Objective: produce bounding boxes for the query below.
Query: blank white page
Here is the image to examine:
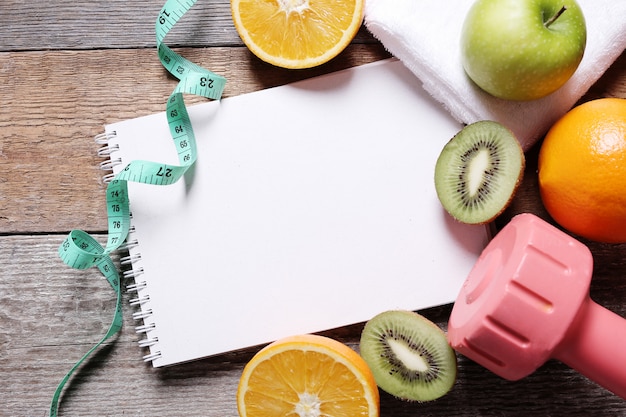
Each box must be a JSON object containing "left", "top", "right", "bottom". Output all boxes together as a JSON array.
[{"left": 106, "top": 59, "right": 490, "bottom": 367}]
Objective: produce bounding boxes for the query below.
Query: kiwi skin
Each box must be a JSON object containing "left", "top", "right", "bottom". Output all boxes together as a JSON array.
[
  {"left": 359, "top": 310, "right": 457, "bottom": 402},
  {"left": 434, "top": 120, "right": 525, "bottom": 224}
]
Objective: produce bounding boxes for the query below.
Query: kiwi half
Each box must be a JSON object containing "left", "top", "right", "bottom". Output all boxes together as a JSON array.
[
  {"left": 434, "top": 120, "right": 525, "bottom": 224},
  {"left": 359, "top": 310, "right": 457, "bottom": 402}
]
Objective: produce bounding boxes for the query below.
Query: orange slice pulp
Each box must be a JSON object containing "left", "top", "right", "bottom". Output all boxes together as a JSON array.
[
  {"left": 237, "top": 334, "right": 380, "bottom": 417},
  {"left": 231, "top": 0, "right": 365, "bottom": 69}
]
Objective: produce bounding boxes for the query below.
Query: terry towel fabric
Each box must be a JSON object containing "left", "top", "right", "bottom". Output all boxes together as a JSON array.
[{"left": 364, "top": 0, "right": 626, "bottom": 150}]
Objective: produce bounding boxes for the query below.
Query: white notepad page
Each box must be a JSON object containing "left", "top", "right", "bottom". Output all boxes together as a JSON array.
[{"left": 106, "top": 59, "right": 490, "bottom": 367}]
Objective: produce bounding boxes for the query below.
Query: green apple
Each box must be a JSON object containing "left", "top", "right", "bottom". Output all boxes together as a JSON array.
[{"left": 461, "top": 0, "right": 586, "bottom": 101}]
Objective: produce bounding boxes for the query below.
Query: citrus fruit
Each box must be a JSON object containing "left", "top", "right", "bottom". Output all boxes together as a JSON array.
[
  {"left": 230, "top": 0, "right": 364, "bottom": 69},
  {"left": 237, "top": 334, "right": 379, "bottom": 417},
  {"left": 538, "top": 98, "right": 626, "bottom": 243}
]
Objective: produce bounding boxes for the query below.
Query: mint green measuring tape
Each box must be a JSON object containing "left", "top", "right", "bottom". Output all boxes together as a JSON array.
[{"left": 52, "top": 1, "right": 226, "bottom": 415}]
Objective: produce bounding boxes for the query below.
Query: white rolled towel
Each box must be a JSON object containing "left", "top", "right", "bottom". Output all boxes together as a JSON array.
[{"left": 364, "top": 0, "right": 626, "bottom": 150}]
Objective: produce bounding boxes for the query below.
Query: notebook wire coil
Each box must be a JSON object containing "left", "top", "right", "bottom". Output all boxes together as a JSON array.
[{"left": 97, "top": 132, "right": 162, "bottom": 364}]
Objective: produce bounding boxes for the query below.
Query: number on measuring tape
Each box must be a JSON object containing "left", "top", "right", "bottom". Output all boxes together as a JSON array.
[{"left": 51, "top": 1, "right": 226, "bottom": 415}]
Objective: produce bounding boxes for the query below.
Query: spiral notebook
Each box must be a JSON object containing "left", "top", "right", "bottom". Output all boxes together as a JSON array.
[{"left": 100, "top": 59, "right": 490, "bottom": 367}]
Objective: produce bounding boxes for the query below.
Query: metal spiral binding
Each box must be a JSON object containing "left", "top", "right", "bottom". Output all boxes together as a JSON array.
[
  {"left": 94, "top": 131, "right": 117, "bottom": 145},
  {"left": 132, "top": 309, "right": 153, "bottom": 320},
  {"left": 123, "top": 266, "right": 144, "bottom": 279},
  {"left": 138, "top": 337, "right": 159, "bottom": 348},
  {"left": 143, "top": 351, "right": 163, "bottom": 362},
  {"left": 102, "top": 172, "right": 117, "bottom": 184},
  {"left": 135, "top": 323, "right": 156, "bottom": 333},
  {"left": 126, "top": 280, "right": 147, "bottom": 292},
  {"left": 120, "top": 253, "right": 142, "bottom": 265},
  {"left": 97, "top": 143, "right": 120, "bottom": 156},
  {"left": 96, "top": 131, "right": 120, "bottom": 184},
  {"left": 129, "top": 294, "right": 150, "bottom": 306},
  {"left": 96, "top": 129, "right": 163, "bottom": 365},
  {"left": 118, "top": 239, "right": 139, "bottom": 251},
  {"left": 99, "top": 157, "right": 123, "bottom": 171}
]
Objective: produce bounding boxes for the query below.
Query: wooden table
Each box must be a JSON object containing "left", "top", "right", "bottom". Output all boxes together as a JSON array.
[{"left": 2, "top": 1, "right": 625, "bottom": 415}]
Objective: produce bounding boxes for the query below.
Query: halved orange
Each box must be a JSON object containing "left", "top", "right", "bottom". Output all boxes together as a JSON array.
[
  {"left": 230, "top": 0, "right": 364, "bottom": 69},
  {"left": 237, "top": 334, "right": 380, "bottom": 417}
]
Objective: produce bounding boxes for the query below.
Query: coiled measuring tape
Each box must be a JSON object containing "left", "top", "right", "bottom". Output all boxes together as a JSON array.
[{"left": 52, "top": 1, "right": 226, "bottom": 415}]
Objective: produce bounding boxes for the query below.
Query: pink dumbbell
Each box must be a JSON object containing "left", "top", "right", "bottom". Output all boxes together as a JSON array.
[{"left": 448, "top": 213, "right": 626, "bottom": 398}]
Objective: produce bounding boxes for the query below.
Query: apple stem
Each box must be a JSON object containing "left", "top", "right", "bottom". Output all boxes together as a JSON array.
[{"left": 544, "top": 6, "right": 567, "bottom": 28}]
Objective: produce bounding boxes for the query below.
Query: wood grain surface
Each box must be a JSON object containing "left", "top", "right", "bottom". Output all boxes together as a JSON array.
[{"left": 1, "top": 1, "right": 625, "bottom": 416}]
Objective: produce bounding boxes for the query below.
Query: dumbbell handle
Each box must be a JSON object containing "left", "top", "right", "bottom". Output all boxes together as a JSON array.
[{"left": 556, "top": 298, "right": 626, "bottom": 399}]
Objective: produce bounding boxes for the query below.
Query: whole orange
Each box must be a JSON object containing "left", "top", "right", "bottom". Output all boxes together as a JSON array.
[{"left": 538, "top": 98, "right": 626, "bottom": 243}]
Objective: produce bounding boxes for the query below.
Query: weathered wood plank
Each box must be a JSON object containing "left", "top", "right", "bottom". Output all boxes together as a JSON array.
[
  {"left": 1, "top": 235, "right": 625, "bottom": 416},
  {"left": 2, "top": 48, "right": 625, "bottom": 234},
  {"left": 0, "top": 44, "right": 390, "bottom": 234},
  {"left": 0, "top": 0, "right": 377, "bottom": 51}
]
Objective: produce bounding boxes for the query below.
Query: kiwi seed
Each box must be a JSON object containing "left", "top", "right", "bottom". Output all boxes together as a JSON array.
[
  {"left": 359, "top": 310, "right": 457, "bottom": 402},
  {"left": 434, "top": 120, "right": 525, "bottom": 224}
]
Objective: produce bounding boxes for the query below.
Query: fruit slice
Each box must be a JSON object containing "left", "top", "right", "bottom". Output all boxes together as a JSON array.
[
  {"left": 359, "top": 310, "right": 457, "bottom": 402},
  {"left": 230, "top": 0, "right": 364, "bottom": 69},
  {"left": 237, "top": 334, "right": 380, "bottom": 417},
  {"left": 434, "top": 120, "right": 525, "bottom": 224}
]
